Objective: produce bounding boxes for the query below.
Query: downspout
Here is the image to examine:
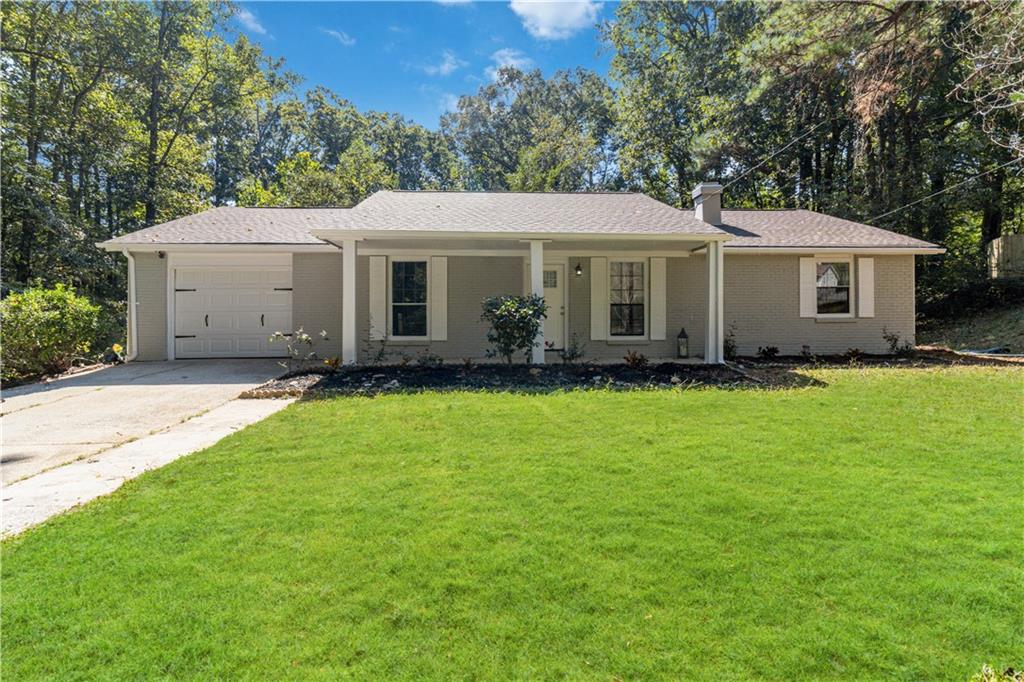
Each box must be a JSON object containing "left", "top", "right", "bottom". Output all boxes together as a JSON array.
[{"left": 123, "top": 249, "right": 139, "bottom": 361}]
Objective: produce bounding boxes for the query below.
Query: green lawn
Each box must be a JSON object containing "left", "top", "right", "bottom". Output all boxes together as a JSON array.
[
  {"left": 3, "top": 367, "right": 1022, "bottom": 680},
  {"left": 919, "top": 304, "right": 1024, "bottom": 353}
]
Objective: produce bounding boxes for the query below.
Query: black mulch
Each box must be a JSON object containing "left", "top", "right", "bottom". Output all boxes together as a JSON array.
[
  {"left": 241, "top": 361, "right": 813, "bottom": 398},
  {"left": 239, "top": 348, "right": 1021, "bottom": 399}
]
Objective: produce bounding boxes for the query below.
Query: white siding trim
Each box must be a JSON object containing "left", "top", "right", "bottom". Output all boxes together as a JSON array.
[
  {"left": 799, "top": 257, "right": 816, "bottom": 318},
  {"left": 858, "top": 257, "right": 875, "bottom": 318},
  {"left": 430, "top": 256, "right": 448, "bottom": 341},
  {"left": 368, "top": 256, "right": 387, "bottom": 340},
  {"left": 590, "top": 257, "right": 608, "bottom": 341},
  {"left": 650, "top": 257, "right": 667, "bottom": 341}
]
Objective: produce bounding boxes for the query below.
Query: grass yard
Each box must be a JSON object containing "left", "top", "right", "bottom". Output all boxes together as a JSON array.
[
  {"left": 919, "top": 303, "right": 1024, "bottom": 353},
  {"left": 3, "top": 367, "right": 1022, "bottom": 679}
]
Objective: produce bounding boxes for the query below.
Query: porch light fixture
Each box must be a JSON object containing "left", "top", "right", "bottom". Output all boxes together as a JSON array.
[
  {"left": 677, "top": 327, "right": 689, "bottom": 358},
  {"left": 574, "top": 262, "right": 583, "bottom": 277}
]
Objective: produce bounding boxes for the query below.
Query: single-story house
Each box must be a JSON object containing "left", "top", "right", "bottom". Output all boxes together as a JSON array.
[{"left": 97, "top": 183, "right": 943, "bottom": 364}]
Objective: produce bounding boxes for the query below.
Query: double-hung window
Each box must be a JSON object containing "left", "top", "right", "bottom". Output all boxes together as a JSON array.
[
  {"left": 609, "top": 260, "right": 645, "bottom": 336},
  {"left": 391, "top": 260, "right": 428, "bottom": 338},
  {"left": 815, "top": 260, "right": 852, "bottom": 316}
]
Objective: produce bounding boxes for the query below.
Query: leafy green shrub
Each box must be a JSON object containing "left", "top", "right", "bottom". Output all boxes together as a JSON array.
[
  {"left": 481, "top": 294, "right": 548, "bottom": 364},
  {"left": 757, "top": 345, "right": 780, "bottom": 360},
  {"left": 1, "top": 284, "right": 100, "bottom": 381}
]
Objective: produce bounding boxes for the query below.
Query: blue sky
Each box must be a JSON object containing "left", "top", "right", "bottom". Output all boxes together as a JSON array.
[{"left": 233, "top": 1, "right": 613, "bottom": 127}]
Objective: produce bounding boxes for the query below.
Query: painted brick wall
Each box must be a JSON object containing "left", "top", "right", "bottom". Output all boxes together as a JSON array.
[
  {"left": 357, "top": 255, "right": 524, "bottom": 362},
  {"left": 723, "top": 253, "right": 916, "bottom": 355},
  {"left": 292, "top": 252, "right": 343, "bottom": 359}
]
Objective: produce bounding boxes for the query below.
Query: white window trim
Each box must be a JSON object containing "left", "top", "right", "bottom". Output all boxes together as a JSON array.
[
  {"left": 813, "top": 255, "right": 855, "bottom": 319},
  {"left": 608, "top": 257, "right": 649, "bottom": 340},
  {"left": 388, "top": 257, "right": 430, "bottom": 341}
]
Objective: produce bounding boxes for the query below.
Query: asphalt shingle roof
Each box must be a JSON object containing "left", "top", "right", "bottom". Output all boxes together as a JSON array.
[
  {"left": 720, "top": 209, "right": 941, "bottom": 249},
  {"left": 99, "top": 193, "right": 942, "bottom": 250},
  {"left": 101, "top": 207, "right": 337, "bottom": 245},
  {"left": 317, "top": 191, "right": 723, "bottom": 236}
]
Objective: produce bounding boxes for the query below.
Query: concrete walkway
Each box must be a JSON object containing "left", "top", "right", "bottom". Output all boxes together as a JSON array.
[
  {"left": 2, "top": 359, "right": 282, "bottom": 484},
  {"left": 2, "top": 398, "right": 292, "bottom": 537}
]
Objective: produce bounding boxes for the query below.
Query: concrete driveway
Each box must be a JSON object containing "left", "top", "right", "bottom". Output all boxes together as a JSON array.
[{"left": 1, "top": 360, "right": 282, "bottom": 485}]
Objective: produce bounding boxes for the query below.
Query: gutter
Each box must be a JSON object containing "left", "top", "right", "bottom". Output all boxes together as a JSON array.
[{"left": 123, "top": 250, "right": 139, "bottom": 362}]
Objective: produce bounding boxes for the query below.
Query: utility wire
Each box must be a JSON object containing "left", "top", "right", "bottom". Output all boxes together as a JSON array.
[
  {"left": 867, "top": 157, "right": 1020, "bottom": 223},
  {"left": 719, "top": 119, "right": 832, "bottom": 193}
]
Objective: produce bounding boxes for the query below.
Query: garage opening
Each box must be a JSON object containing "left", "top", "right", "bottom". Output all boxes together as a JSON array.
[{"left": 173, "top": 261, "right": 292, "bottom": 359}]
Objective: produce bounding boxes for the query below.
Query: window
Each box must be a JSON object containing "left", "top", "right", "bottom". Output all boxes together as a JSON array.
[
  {"left": 391, "top": 260, "right": 428, "bottom": 337},
  {"left": 816, "top": 261, "right": 851, "bottom": 315},
  {"left": 610, "top": 260, "right": 645, "bottom": 336}
]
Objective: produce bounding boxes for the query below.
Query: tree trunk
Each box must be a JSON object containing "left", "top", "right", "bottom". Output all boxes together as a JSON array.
[{"left": 144, "top": 2, "right": 170, "bottom": 226}]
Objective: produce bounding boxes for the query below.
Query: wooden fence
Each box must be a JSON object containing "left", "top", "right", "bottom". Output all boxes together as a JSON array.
[{"left": 988, "top": 234, "right": 1024, "bottom": 279}]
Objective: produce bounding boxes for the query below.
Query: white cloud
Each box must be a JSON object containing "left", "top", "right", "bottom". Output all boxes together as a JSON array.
[
  {"left": 485, "top": 47, "right": 533, "bottom": 80},
  {"left": 509, "top": 0, "right": 601, "bottom": 40},
  {"left": 441, "top": 93, "right": 460, "bottom": 112},
  {"left": 236, "top": 7, "right": 267, "bottom": 35},
  {"left": 423, "top": 50, "right": 468, "bottom": 76},
  {"left": 322, "top": 28, "right": 356, "bottom": 47}
]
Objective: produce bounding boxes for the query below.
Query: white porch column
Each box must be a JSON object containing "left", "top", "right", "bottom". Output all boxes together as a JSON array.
[
  {"left": 529, "top": 240, "right": 545, "bottom": 364},
  {"left": 705, "top": 240, "right": 725, "bottom": 364},
  {"left": 342, "top": 239, "right": 358, "bottom": 365}
]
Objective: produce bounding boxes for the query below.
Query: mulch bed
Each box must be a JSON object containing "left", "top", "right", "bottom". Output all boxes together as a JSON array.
[
  {"left": 239, "top": 347, "right": 1022, "bottom": 399},
  {"left": 240, "top": 362, "right": 755, "bottom": 398}
]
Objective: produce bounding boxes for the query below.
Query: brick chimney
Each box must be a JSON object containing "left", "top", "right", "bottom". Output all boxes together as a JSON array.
[{"left": 692, "top": 182, "right": 722, "bottom": 225}]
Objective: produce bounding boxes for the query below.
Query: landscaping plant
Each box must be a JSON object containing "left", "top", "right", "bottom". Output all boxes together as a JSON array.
[
  {"left": 0, "top": 284, "right": 99, "bottom": 382},
  {"left": 269, "top": 327, "right": 328, "bottom": 372},
  {"left": 480, "top": 294, "right": 548, "bottom": 364}
]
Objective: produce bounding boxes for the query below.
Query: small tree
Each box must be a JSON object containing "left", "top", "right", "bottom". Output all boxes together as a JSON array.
[{"left": 481, "top": 294, "right": 548, "bottom": 364}]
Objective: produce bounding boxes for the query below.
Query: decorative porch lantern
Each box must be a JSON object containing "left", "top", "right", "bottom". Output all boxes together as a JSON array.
[
  {"left": 574, "top": 262, "right": 583, "bottom": 277},
  {"left": 677, "top": 327, "right": 689, "bottom": 358}
]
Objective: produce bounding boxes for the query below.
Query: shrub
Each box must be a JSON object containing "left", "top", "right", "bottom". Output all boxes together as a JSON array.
[
  {"left": 559, "top": 332, "right": 587, "bottom": 365},
  {"left": 882, "top": 327, "right": 916, "bottom": 357},
  {"left": 269, "top": 327, "right": 327, "bottom": 372},
  {"left": 723, "top": 324, "right": 738, "bottom": 361},
  {"left": 416, "top": 351, "right": 443, "bottom": 368},
  {"left": 623, "top": 350, "right": 649, "bottom": 369},
  {"left": 757, "top": 345, "right": 780, "bottom": 360},
  {"left": 0, "top": 284, "right": 100, "bottom": 381},
  {"left": 481, "top": 294, "right": 548, "bottom": 364}
]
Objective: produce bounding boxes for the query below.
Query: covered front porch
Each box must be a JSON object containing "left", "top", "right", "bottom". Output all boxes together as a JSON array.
[{"left": 311, "top": 232, "right": 728, "bottom": 366}]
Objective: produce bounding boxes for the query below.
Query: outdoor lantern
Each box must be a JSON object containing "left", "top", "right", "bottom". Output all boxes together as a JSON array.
[
  {"left": 574, "top": 262, "right": 583, "bottom": 277},
  {"left": 677, "top": 327, "right": 689, "bottom": 358}
]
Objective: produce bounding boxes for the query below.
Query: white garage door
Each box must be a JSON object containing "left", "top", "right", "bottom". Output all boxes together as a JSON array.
[{"left": 174, "top": 266, "right": 292, "bottom": 358}]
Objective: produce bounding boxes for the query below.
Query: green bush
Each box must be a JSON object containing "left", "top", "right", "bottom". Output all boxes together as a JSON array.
[
  {"left": 481, "top": 294, "right": 548, "bottom": 364},
  {"left": 1, "top": 284, "right": 100, "bottom": 381}
]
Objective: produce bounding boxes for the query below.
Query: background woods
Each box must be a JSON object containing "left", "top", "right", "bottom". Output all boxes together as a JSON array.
[{"left": 2, "top": 0, "right": 1022, "bottom": 331}]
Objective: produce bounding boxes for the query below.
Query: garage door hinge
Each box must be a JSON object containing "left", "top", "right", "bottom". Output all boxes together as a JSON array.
[{"left": 175, "top": 335, "right": 196, "bottom": 339}]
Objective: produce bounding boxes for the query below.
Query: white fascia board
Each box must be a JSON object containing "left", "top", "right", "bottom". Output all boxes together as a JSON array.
[
  {"left": 95, "top": 242, "right": 337, "bottom": 253},
  {"left": 310, "top": 229, "right": 732, "bottom": 243},
  {"left": 722, "top": 246, "right": 945, "bottom": 255}
]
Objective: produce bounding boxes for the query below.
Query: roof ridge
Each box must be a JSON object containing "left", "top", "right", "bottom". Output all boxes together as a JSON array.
[{"left": 386, "top": 189, "right": 640, "bottom": 195}]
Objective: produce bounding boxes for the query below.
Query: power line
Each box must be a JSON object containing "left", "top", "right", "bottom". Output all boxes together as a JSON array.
[
  {"left": 867, "top": 157, "right": 1021, "bottom": 223},
  {"left": 719, "top": 119, "right": 832, "bottom": 193}
]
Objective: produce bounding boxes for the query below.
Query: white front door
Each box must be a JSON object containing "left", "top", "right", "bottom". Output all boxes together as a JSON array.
[
  {"left": 174, "top": 266, "right": 292, "bottom": 358},
  {"left": 543, "top": 264, "right": 565, "bottom": 350}
]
